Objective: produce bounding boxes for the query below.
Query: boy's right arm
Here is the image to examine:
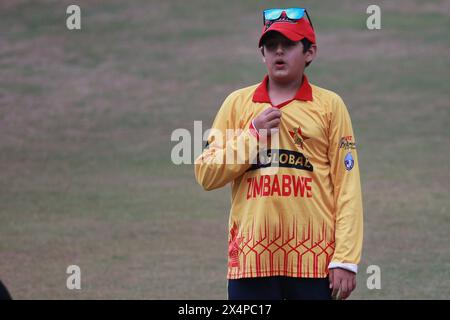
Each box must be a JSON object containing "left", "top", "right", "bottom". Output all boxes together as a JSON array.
[
  {"left": 194, "top": 94, "right": 281, "bottom": 191},
  {"left": 194, "top": 93, "right": 258, "bottom": 191}
]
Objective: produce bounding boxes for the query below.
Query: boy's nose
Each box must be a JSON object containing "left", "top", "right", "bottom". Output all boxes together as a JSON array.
[{"left": 276, "top": 43, "right": 284, "bottom": 54}]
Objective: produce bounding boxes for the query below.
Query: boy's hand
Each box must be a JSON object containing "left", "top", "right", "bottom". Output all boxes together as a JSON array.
[
  {"left": 329, "top": 268, "right": 356, "bottom": 300},
  {"left": 253, "top": 107, "right": 282, "bottom": 135}
]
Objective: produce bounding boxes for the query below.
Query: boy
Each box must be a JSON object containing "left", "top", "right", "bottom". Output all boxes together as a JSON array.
[{"left": 194, "top": 8, "right": 363, "bottom": 300}]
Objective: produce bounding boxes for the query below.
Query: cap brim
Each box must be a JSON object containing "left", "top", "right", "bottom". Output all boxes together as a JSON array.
[{"left": 259, "top": 24, "right": 305, "bottom": 47}]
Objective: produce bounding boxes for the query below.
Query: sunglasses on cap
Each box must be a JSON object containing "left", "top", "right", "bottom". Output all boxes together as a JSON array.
[{"left": 263, "top": 8, "right": 314, "bottom": 30}]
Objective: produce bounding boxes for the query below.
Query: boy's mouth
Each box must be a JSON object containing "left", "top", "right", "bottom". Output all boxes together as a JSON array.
[{"left": 274, "top": 59, "right": 286, "bottom": 68}]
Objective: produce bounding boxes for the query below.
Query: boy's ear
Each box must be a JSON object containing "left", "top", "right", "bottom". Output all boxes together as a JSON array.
[
  {"left": 305, "top": 43, "right": 317, "bottom": 64},
  {"left": 260, "top": 47, "right": 265, "bottom": 63}
]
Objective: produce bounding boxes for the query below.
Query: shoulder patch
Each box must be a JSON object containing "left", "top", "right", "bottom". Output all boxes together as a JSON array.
[{"left": 344, "top": 152, "right": 354, "bottom": 171}]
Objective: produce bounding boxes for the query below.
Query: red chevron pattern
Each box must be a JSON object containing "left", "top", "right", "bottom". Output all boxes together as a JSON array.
[{"left": 228, "top": 214, "right": 335, "bottom": 279}]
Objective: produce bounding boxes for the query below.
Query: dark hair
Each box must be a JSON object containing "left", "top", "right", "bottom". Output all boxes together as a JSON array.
[
  {"left": 260, "top": 37, "right": 314, "bottom": 68},
  {"left": 301, "top": 38, "right": 313, "bottom": 67}
]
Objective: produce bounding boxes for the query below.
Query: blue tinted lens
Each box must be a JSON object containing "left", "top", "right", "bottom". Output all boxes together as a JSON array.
[
  {"left": 264, "top": 8, "right": 306, "bottom": 21},
  {"left": 264, "top": 9, "right": 283, "bottom": 21},
  {"left": 285, "top": 8, "right": 305, "bottom": 19}
]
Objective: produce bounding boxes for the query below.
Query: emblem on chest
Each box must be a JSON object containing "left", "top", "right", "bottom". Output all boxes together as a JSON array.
[{"left": 289, "top": 126, "right": 310, "bottom": 149}]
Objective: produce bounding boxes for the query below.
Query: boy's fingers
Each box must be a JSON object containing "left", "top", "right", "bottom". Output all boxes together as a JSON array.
[
  {"left": 265, "top": 113, "right": 282, "bottom": 123},
  {"left": 265, "top": 106, "right": 281, "bottom": 114},
  {"left": 340, "top": 279, "right": 349, "bottom": 300},
  {"left": 266, "top": 118, "right": 281, "bottom": 129},
  {"left": 347, "top": 278, "right": 354, "bottom": 298},
  {"left": 329, "top": 271, "right": 333, "bottom": 289},
  {"left": 331, "top": 287, "right": 339, "bottom": 300},
  {"left": 349, "top": 277, "right": 355, "bottom": 292},
  {"left": 264, "top": 109, "right": 282, "bottom": 121},
  {"left": 265, "top": 106, "right": 280, "bottom": 112},
  {"left": 331, "top": 277, "right": 340, "bottom": 299}
]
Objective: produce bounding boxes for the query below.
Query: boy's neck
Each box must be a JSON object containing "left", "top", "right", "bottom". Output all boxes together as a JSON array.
[{"left": 267, "top": 74, "right": 304, "bottom": 106}]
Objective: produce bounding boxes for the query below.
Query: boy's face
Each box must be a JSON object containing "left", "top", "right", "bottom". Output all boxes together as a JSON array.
[{"left": 261, "top": 32, "right": 315, "bottom": 84}]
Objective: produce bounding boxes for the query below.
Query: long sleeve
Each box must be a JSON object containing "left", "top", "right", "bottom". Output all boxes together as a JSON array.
[
  {"left": 194, "top": 92, "right": 259, "bottom": 191},
  {"left": 327, "top": 95, "right": 363, "bottom": 272}
]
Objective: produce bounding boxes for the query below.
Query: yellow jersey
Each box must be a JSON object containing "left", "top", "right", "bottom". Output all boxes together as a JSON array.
[{"left": 195, "top": 75, "right": 363, "bottom": 279}]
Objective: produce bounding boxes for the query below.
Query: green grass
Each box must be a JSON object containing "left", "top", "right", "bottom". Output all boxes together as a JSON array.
[{"left": 0, "top": 0, "right": 449, "bottom": 299}]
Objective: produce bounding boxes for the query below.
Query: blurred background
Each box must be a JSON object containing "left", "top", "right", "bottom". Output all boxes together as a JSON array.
[{"left": 0, "top": 0, "right": 449, "bottom": 299}]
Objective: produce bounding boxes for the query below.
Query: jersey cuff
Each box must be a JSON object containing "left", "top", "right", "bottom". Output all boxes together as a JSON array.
[
  {"left": 249, "top": 119, "right": 260, "bottom": 140},
  {"left": 328, "top": 262, "right": 358, "bottom": 274}
]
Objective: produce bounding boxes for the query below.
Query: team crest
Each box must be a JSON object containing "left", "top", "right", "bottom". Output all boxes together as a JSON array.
[
  {"left": 344, "top": 152, "right": 354, "bottom": 171},
  {"left": 289, "top": 126, "right": 310, "bottom": 149}
]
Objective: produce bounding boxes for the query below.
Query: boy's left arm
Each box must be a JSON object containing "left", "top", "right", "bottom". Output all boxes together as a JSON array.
[{"left": 327, "top": 95, "right": 364, "bottom": 299}]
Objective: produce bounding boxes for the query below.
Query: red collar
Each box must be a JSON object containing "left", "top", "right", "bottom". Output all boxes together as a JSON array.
[{"left": 252, "top": 75, "right": 313, "bottom": 105}]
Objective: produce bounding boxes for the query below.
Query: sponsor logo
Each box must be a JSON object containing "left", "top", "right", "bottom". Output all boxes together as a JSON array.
[
  {"left": 289, "top": 127, "right": 310, "bottom": 149},
  {"left": 344, "top": 152, "right": 354, "bottom": 171},
  {"left": 247, "top": 149, "right": 313, "bottom": 172},
  {"left": 339, "top": 135, "right": 356, "bottom": 150}
]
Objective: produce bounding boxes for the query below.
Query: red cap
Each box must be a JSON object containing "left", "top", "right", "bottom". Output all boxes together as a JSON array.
[{"left": 258, "top": 17, "right": 316, "bottom": 47}]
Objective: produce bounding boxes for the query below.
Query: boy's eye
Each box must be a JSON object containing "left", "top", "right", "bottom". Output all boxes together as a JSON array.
[
  {"left": 265, "top": 42, "right": 277, "bottom": 50},
  {"left": 282, "top": 40, "right": 296, "bottom": 47},
  {"left": 265, "top": 41, "right": 296, "bottom": 50}
]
